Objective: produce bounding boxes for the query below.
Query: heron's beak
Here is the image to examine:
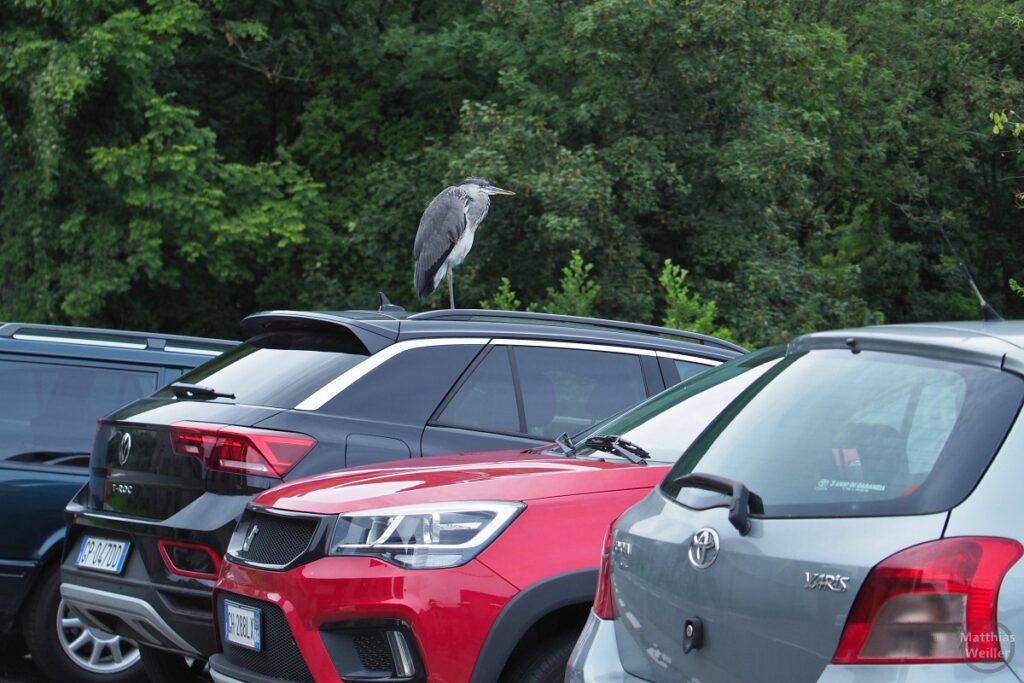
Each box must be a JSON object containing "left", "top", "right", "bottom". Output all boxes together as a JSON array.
[{"left": 486, "top": 186, "right": 515, "bottom": 196}]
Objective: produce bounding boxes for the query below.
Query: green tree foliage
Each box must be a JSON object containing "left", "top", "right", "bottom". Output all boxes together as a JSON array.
[
  {"left": 480, "top": 250, "right": 600, "bottom": 317},
  {"left": 3, "top": 1, "right": 1024, "bottom": 343},
  {"left": 482, "top": 252, "right": 737, "bottom": 341},
  {"left": 480, "top": 277, "right": 522, "bottom": 311},
  {"left": 538, "top": 249, "right": 600, "bottom": 317},
  {"left": 660, "top": 260, "right": 734, "bottom": 342}
]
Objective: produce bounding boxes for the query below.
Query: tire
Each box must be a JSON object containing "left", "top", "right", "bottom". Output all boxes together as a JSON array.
[
  {"left": 22, "top": 565, "right": 145, "bottom": 683},
  {"left": 139, "top": 644, "right": 211, "bottom": 683},
  {"left": 500, "top": 631, "right": 578, "bottom": 683}
]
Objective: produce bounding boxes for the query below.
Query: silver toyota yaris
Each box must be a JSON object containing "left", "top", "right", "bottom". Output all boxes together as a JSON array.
[{"left": 567, "top": 322, "right": 1024, "bottom": 682}]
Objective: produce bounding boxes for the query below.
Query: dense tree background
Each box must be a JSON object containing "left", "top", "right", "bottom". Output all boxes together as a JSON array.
[{"left": 3, "top": 0, "right": 1024, "bottom": 346}]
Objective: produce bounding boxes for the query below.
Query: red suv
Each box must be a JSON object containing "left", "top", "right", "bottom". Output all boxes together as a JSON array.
[{"left": 209, "top": 348, "right": 781, "bottom": 683}]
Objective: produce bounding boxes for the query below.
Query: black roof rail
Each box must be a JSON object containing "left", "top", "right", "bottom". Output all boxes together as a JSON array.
[
  {"left": 407, "top": 309, "right": 746, "bottom": 353},
  {"left": 0, "top": 322, "right": 235, "bottom": 354}
]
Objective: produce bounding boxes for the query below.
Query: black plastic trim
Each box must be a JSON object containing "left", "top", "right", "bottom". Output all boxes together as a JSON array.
[
  {"left": 468, "top": 568, "right": 597, "bottom": 683},
  {"left": 225, "top": 506, "right": 330, "bottom": 571},
  {"left": 319, "top": 619, "right": 426, "bottom": 682}
]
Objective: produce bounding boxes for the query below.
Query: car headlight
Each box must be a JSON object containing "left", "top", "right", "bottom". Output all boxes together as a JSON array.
[{"left": 327, "top": 501, "right": 524, "bottom": 569}]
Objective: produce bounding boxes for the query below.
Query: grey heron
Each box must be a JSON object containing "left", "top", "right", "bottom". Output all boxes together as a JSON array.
[{"left": 414, "top": 177, "right": 515, "bottom": 307}]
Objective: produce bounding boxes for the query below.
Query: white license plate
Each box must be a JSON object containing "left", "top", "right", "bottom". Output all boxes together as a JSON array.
[
  {"left": 223, "top": 600, "right": 262, "bottom": 651},
  {"left": 74, "top": 537, "right": 130, "bottom": 574}
]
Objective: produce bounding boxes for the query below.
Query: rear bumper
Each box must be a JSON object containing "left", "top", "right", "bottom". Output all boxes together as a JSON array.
[
  {"left": 60, "top": 498, "right": 250, "bottom": 658},
  {"left": 212, "top": 555, "right": 519, "bottom": 683},
  {"left": 60, "top": 583, "right": 200, "bottom": 655},
  {"left": 565, "top": 612, "right": 646, "bottom": 683},
  {"left": 816, "top": 664, "right": 1023, "bottom": 682},
  {"left": 566, "top": 613, "right": 1024, "bottom": 683}
]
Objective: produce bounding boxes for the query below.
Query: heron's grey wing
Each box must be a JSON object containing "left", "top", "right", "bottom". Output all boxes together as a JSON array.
[{"left": 414, "top": 188, "right": 467, "bottom": 298}]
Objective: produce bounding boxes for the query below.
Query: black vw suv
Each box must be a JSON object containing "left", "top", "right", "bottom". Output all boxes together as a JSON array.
[{"left": 60, "top": 307, "right": 743, "bottom": 681}]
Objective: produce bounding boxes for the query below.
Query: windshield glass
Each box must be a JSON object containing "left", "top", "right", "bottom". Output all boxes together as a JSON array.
[
  {"left": 662, "top": 348, "right": 1024, "bottom": 517},
  {"left": 571, "top": 346, "right": 784, "bottom": 463},
  {"left": 155, "top": 331, "right": 368, "bottom": 408}
]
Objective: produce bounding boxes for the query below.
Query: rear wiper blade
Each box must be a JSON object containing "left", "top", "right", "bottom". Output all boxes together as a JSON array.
[
  {"left": 581, "top": 435, "right": 649, "bottom": 466},
  {"left": 170, "top": 382, "right": 236, "bottom": 400},
  {"left": 673, "top": 472, "right": 763, "bottom": 536}
]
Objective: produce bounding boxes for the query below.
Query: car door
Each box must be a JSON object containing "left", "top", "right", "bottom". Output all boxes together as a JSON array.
[
  {"left": 270, "top": 341, "right": 488, "bottom": 472},
  {"left": 422, "top": 341, "right": 670, "bottom": 455}
]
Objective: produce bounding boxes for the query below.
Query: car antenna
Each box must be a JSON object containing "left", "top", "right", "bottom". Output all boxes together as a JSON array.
[
  {"left": 377, "top": 292, "right": 407, "bottom": 314},
  {"left": 936, "top": 223, "right": 1003, "bottom": 322}
]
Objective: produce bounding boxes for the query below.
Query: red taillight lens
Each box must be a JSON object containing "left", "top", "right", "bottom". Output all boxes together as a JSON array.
[
  {"left": 157, "top": 540, "right": 222, "bottom": 580},
  {"left": 833, "top": 537, "right": 1022, "bottom": 665},
  {"left": 170, "top": 423, "right": 316, "bottom": 478},
  {"left": 593, "top": 521, "right": 618, "bottom": 620}
]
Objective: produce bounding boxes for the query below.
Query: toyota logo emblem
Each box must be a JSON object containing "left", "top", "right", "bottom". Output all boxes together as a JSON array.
[
  {"left": 688, "top": 528, "right": 720, "bottom": 569},
  {"left": 118, "top": 433, "right": 133, "bottom": 466}
]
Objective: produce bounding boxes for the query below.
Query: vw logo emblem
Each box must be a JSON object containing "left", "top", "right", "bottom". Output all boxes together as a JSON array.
[
  {"left": 118, "top": 433, "right": 133, "bottom": 466},
  {"left": 688, "top": 528, "right": 720, "bottom": 569}
]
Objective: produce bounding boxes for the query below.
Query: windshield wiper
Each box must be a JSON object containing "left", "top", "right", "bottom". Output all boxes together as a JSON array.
[
  {"left": 553, "top": 432, "right": 576, "bottom": 457},
  {"left": 581, "top": 435, "right": 649, "bottom": 466},
  {"left": 673, "top": 473, "right": 763, "bottom": 536},
  {"left": 170, "top": 382, "right": 236, "bottom": 400}
]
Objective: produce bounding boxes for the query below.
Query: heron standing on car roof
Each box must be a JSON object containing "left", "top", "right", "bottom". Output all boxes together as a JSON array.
[{"left": 414, "top": 177, "right": 515, "bottom": 308}]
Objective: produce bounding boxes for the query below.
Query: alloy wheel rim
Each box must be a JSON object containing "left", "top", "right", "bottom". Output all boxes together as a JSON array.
[{"left": 56, "top": 598, "right": 141, "bottom": 674}]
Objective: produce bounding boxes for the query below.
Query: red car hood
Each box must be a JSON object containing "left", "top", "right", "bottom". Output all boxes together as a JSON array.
[{"left": 256, "top": 450, "right": 667, "bottom": 514}]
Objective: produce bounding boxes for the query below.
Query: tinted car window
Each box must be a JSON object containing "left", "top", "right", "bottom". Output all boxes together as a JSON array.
[
  {"left": 0, "top": 360, "right": 157, "bottom": 460},
  {"left": 575, "top": 346, "right": 782, "bottom": 462},
  {"left": 663, "top": 349, "right": 1024, "bottom": 517},
  {"left": 158, "top": 331, "right": 367, "bottom": 408},
  {"left": 323, "top": 344, "right": 482, "bottom": 424},
  {"left": 438, "top": 347, "right": 520, "bottom": 433},
  {"left": 515, "top": 346, "right": 646, "bottom": 438},
  {"left": 675, "top": 359, "right": 712, "bottom": 382}
]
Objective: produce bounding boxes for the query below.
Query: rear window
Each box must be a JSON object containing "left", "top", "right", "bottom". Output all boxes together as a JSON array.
[
  {"left": 662, "top": 349, "right": 1024, "bottom": 517},
  {"left": 156, "top": 331, "right": 368, "bottom": 408}
]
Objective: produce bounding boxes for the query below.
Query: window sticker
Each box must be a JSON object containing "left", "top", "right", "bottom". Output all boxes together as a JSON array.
[{"left": 815, "top": 478, "right": 886, "bottom": 493}]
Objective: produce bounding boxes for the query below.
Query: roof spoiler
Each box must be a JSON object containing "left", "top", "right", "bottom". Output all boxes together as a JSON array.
[{"left": 240, "top": 311, "right": 397, "bottom": 354}]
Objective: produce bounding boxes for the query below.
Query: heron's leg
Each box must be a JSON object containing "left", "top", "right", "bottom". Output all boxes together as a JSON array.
[{"left": 448, "top": 270, "right": 456, "bottom": 309}]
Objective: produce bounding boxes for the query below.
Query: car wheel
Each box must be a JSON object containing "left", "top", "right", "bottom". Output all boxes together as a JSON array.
[
  {"left": 500, "top": 631, "right": 578, "bottom": 683},
  {"left": 22, "top": 565, "right": 145, "bottom": 683},
  {"left": 139, "top": 644, "right": 211, "bottom": 683}
]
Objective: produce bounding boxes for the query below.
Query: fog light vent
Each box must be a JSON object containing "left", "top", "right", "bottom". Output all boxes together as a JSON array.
[
  {"left": 320, "top": 621, "right": 422, "bottom": 681},
  {"left": 353, "top": 632, "right": 392, "bottom": 672}
]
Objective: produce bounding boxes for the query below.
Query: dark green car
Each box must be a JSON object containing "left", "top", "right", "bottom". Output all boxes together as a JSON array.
[{"left": 0, "top": 323, "right": 233, "bottom": 683}]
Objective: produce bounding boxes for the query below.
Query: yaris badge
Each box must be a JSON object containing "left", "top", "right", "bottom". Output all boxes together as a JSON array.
[{"left": 688, "top": 528, "right": 720, "bottom": 569}]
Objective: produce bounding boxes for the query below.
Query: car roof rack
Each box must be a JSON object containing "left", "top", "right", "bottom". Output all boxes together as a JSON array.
[
  {"left": 407, "top": 309, "right": 746, "bottom": 352},
  {"left": 0, "top": 322, "right": 236, "bottom": 356}
]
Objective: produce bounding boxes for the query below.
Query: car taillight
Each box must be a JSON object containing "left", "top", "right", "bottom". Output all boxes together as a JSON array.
[
  {"left": 833, "top": 537, "right": 1022, "bottom": 665},
  {"left": 170, "top": 422, "right": 316, "bottom": 478},
  {"left": 593, "top": 521, "right": 618, "bottom": 620}
]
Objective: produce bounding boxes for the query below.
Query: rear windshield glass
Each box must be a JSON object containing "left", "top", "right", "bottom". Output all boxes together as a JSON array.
[
  {"left": 155, "top": 331, "right": 368, "bottom": 408},
  {"left": 662, "top": 349, "right": 1024, "bottom": 517},
  {"left": 572, "top": 346, "right": 784, "bottom": 462}
]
